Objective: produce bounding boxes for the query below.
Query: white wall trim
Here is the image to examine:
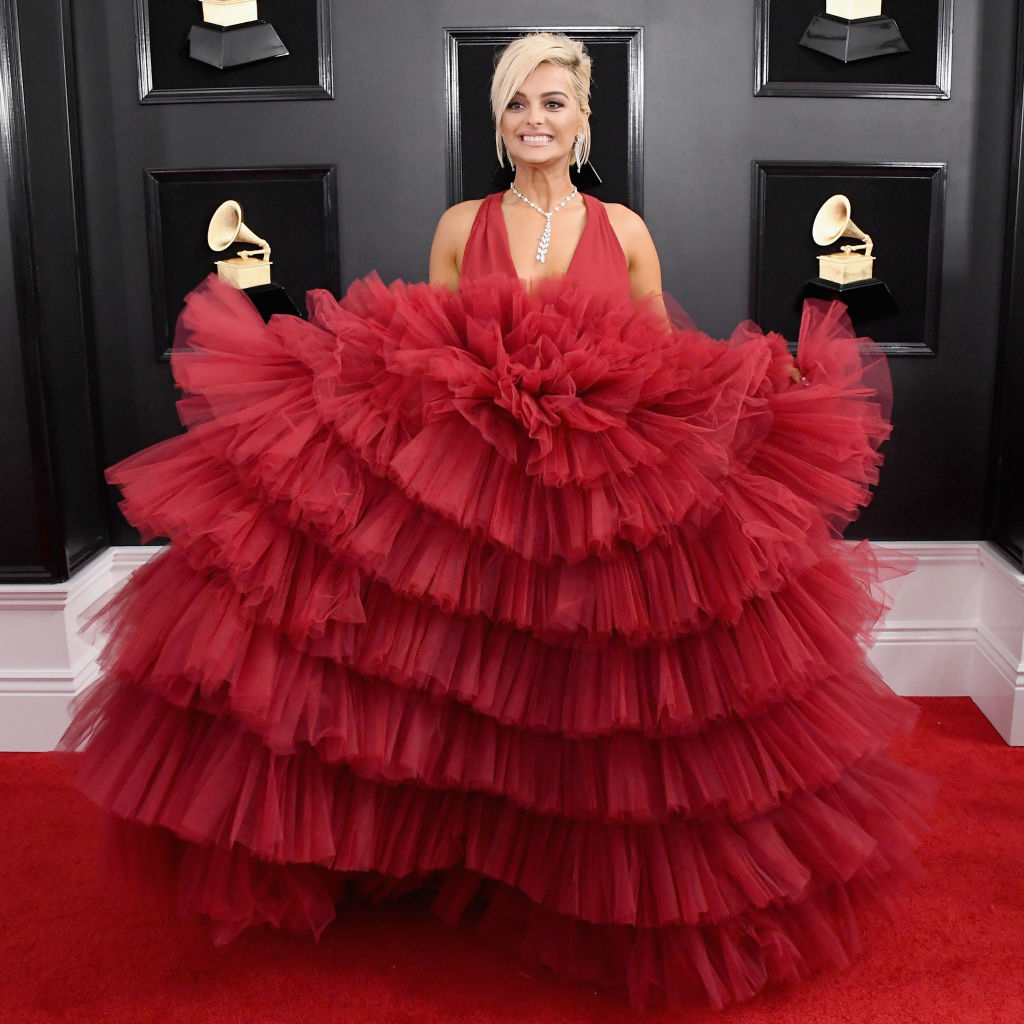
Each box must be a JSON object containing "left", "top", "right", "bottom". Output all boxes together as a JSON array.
[
  {"left": 0, "top": 546, "right": 159, "bottom": 750},
  {"left": 1, "top": 541, "right": 1023, "bottom": 749},
  {"left": 867, "top": 540, "right": 1024, "bottom": 743}
]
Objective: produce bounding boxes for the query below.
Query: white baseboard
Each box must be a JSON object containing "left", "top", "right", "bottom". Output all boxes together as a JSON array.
[
  {"left": 2, "top": 542, "right": 1022, "bottom": 749},
  {"left": 868, "top": 541, "right": 984, "bottom": 697},
  {"left": 868, "top": 541, "right": 1024, "bottom": 743},
  {"left": 0, "top": 547, "right": 159, "bottom": 750}
]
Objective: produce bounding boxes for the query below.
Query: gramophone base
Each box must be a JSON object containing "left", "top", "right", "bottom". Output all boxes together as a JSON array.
[
  {"left": 201, "top": 1, "right": 260, "bottom": 27},
  {"left": 187, "top": 22, "right": 289, "bottom": 70},
  {"left": 241, "top": 283, "right": 300, "bottom": 322},
  {"left": 216, "top": 256, "right": 272, "bottom": 289},
  {"left": 798, "top": 277, "right": 899, "bottom": 323},
  {"left": 799, "top": 15, "right": 910, "bottom": 64},
  {"left": 817, "top": 251, "right": 875, "bottom": 284}
]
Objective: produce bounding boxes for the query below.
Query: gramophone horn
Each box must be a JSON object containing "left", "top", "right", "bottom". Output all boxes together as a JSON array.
[
  {"left": 811, "top": 194, "right": 869, "bottom": 248},
  {"left": 207, "top": 199, "right": 268, "bottom": 252}
]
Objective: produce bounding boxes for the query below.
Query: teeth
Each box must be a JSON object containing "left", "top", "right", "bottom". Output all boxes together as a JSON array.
[{"left": 522, "top": 135, "right": 551, "bottom": 142}]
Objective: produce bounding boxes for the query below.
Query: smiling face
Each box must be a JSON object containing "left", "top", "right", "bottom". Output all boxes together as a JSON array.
[{"left": 500, "top": 63, "right": 586, "bottom": 172}]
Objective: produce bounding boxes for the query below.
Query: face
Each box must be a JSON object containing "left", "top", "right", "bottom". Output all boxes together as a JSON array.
[{"left": 500, "top": 63, "right": 584, "bottom": 170}]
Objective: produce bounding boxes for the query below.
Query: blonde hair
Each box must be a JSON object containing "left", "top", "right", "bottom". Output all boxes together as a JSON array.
[{"left": 490, "top": 33, "right": 592, "bottom": 168}]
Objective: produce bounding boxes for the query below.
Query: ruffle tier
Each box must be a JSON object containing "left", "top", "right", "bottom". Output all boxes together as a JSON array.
[{"left": 65, "top": 273, "right": 925, "bottom": 1009}]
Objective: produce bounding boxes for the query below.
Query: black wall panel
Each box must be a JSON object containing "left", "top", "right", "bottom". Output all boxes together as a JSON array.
[
  {"left": 989, "top": 0, "right": 1024, "bottom": 566},
  {"left": 0, "top": 143, "right": 50, "bottom": 576},
  {"left": 0, "top": 0, "right": 107, "bottom": 581}
]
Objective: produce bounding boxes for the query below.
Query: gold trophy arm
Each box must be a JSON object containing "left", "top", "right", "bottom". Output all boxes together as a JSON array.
[
  {"left": 839, "top": 223, "right": 873, "bottom": 258},
  {"left": 235, "top": 243, "right": 271, "bottom": 261}
]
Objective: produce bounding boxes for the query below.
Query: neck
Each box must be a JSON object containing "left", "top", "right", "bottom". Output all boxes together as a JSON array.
[{"left": 509, "top": 165, "right": 575, "bottom": 210}]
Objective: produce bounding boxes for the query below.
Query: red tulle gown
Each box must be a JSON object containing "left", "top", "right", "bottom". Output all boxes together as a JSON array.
[{"left": 63, "top": 191, "right": 929, "bottom": 1008}]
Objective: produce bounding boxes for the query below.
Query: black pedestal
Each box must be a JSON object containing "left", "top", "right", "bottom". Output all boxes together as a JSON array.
[
  {"left": 187, "top": 22, "right": 289, "bottom": 70},
  {"left": 799, "top": 15, "right": 910, "bottom": 63},
  {"left": 242, "top": 282, "right": 300, "bottom": 321},
  {"left": 798, "top": 277, "right": 899, "bottom": 322}
]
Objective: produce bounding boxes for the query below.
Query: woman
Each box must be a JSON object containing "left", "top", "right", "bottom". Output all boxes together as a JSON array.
[
  {"left": 430, "top": 34, "right": 661, "bottom": 302},
  {"left": 64, "top": 32, "right": 927, "bottom": 1010}
]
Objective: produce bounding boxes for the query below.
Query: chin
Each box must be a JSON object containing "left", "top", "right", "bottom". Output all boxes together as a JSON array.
[{"left": 512, "top": 150, "right": 570, "bottom": 168}]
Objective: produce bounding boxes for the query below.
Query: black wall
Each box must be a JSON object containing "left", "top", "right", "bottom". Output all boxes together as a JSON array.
[
  {"left": 989, "top": 0, "right": 1024, "bottom": 565},
  {"left": 2, "top": 0, "right": 1021, "bottom": 571},
  {"left": 0, "top": 95, "right": 49, "bottom": 575},
  {"left": 1, "top": 0, "right": 106, "bottom": 580}
]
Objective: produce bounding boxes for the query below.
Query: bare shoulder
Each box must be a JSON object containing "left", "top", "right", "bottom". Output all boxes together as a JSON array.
[
  {"left": 598, "top": 200, "right": 663, "bottom": 304},
  {"left": 601, "top": 201, "right": 654, "bottom": 246},
  {"left": 435, "top": 198, "right": 485, "bottom": 239},
  {"left": 430, "top": 198, "right": 485, "bottom": 288}
]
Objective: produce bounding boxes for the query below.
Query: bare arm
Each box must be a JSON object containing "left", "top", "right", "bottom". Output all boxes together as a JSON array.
[
  {"left": 605, "top": 203, "right": 668, "bottom": 318},
  {"left": 428, "top": 200, "right": 482, "bottom": 290}
]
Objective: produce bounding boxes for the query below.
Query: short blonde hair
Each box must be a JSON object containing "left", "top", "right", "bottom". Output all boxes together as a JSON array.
[{"left": 490, "top": 33, "right": 592, "bottom": 168}]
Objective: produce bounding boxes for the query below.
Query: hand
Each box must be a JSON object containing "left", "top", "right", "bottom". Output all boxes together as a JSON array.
[{"left": 787, "top": 364, "right": 809, "bottom": 386}]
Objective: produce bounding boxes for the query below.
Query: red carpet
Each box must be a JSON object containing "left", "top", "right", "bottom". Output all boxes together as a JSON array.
[{"left": 1, "top": 697, "right": 1022, "bottom": 1023}]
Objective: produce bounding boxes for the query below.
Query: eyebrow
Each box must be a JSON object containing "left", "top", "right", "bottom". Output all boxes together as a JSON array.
[{"left": 511, "top": 90, "right": 570, "bottom": 99}]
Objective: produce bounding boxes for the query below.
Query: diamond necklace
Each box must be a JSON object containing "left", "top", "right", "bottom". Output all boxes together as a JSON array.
[{"left": 509, "top": 182, "right": 578, "bottom": 263}]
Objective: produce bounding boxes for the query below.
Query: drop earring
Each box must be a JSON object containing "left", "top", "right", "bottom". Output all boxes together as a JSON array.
[{"left": 574, "top": 134, "right": 583, "bottom": 171}]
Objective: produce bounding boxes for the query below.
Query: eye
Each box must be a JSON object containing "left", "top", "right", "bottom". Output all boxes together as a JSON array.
[
  {"left": 506, "top": 100, "right": 524, "bottom": 110},
  {"left": 545, "top": 100, "right": 565, "bottom": 109}
]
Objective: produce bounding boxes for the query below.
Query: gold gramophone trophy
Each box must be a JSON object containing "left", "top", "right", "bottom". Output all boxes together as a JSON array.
[
  {"left": 801, "top": 194, "right": 897, "bottom": 320},
  {"left": 207, "top": 200, "right": 298, "bottom": 318},
  {"left": 799, "top": 1, "right": 909, "bottom": 63},
  {"left": 188, "top": 1, "right": 288, "bottom": 70},
  {"left": 812, "top": 195, "right": 874, "bottom": 285},
  {"left": 208, "top": 199, "right": 272, "bottom": 288}
]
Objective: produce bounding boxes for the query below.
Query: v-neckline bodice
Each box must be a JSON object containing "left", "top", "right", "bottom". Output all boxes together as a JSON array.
[
  {"left": 459, "top": 191, "right": 632, "bottom": 303},
  {"left": 496, "top": 190, "right": 591, "bottom": 283}
]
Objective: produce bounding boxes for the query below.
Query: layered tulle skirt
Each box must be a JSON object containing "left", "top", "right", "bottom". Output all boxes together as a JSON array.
[{"left": 63, "top": 273, "right": 928, "bottom": 1008}]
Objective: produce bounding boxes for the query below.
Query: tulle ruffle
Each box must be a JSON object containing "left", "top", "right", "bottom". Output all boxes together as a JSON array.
[
  {"left": 64, "top": 272, "right": 923, "bottom": 1008},
  {"left": 81, "top": 543, "right": 896, "bottom": 741}
]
